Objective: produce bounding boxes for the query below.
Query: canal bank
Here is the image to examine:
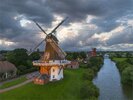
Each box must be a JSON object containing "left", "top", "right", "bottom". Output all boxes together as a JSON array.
[{"left": 93, "top": 57, "right": 132, "bottom": 100}]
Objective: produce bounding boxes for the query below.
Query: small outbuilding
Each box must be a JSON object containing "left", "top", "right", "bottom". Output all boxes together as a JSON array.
[
  {"left": 0, "top": 61, "right": 17, "bottom": 80},
  {"left": 0, "top": 54, "right": 5, "bottom": 61},
  {"left": 66, "top": 61, "right": 79, "bottom": 69}
]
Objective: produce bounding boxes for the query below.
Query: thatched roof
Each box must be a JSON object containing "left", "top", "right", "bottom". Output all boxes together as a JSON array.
[{"left": 0, "top": 61, "right": 17, "bottom": 73}]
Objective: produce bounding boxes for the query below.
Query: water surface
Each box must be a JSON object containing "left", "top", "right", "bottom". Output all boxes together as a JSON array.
[{"left": 93, "top": 58, "right": 133, "bottom": 100}]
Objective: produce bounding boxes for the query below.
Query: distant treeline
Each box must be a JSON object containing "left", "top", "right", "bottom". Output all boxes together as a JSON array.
[{"left": 66, "top": 51, "right": 87, "bottom": 60}]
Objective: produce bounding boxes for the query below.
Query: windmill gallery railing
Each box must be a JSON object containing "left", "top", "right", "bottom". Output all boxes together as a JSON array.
[{"left": 33, "top": 60, "right": 71, "bottom": 66}]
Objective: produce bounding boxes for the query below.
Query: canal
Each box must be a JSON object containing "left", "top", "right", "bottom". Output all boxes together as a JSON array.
[{"left": 93, "top": 57, "right": 133, "bottom": 100}]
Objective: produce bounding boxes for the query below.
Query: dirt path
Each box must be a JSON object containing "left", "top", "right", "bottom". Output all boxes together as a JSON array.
[
  {"left": 0, "top": 79, "right": 33, "bottom": 93},
  {"left": 0, "top": 71, "right": 40, "bottom": 93},
  {"left": 0, "top": 71, "right": 39, "bottom": 85}
]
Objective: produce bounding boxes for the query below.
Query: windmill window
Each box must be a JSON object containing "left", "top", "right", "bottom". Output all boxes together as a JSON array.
[
  {"left": 71, "top": 66, "right": 73, "bottom": 68},
  {"left": 53, "top": 69, "right": 55, "bottom": 72},
  {"left": 53, "top": 75, "right": 55, "bottom": 78}
]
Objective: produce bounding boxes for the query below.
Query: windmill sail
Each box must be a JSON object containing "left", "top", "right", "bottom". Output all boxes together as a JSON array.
[
  {"left": 28, "top": 17, "right": 68, "bottom": 55},
  {"left": 43, "top": 38, "right": 66, "bottom": 61},
  {"left": 30, "top": 17, "right": 68, "bottom": 61}
]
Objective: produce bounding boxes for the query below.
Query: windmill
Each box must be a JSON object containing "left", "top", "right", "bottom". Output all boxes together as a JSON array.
[{"left": 30, "top": 17, "right": 70, "bottom": 85}]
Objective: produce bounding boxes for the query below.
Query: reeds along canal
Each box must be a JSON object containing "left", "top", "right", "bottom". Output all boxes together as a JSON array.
[{"left": 93, "top": 56, "right": 133, "bottom": 100}]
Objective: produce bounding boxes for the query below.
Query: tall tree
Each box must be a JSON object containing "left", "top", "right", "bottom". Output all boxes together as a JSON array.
[{"left": 6, "top": 48, "right": 28, "bottom": 66}]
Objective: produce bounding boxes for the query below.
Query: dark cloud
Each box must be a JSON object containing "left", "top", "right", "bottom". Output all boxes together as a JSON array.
[
  {"left": 0, "top": 0, "right": 53, "bottom": 24},
  {"left": 0, "top": 0, "right": 133, "bottom": 51},
  {"left": 45, "top": 0, "right": 106, "bottom": 21},
  {"left": 46, "top": 0, "right": 133, "bottom": 31},
  {"left": 0, "top": 0, "right": 53, "bottom": 39},
  {"left": 106, "top": 27, "right": 133, "bottom": 46},
  {"left": 0, "top": 0, "right": 53, "bottom": 50}
]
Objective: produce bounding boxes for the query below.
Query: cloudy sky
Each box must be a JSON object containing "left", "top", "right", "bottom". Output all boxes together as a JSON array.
[{"left": 0, "top": 0, "right": 133, "bottom": 51}]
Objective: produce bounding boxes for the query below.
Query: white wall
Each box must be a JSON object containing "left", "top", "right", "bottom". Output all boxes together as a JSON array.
[{"left": 50, "top": 66, "right": 63, "bottom": 81}]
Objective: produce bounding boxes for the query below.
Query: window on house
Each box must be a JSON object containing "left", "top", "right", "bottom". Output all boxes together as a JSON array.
[{"left": 53, "top": 75, "right": 55, "bottom": 78}]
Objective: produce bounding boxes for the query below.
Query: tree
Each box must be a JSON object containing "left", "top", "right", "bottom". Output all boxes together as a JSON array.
[
  {"left": 121, "top": 66, "right": 133, "bottom": 85},
  {"left": 29, "top": 52, "right": 40, "bottom": 60},
  {"left": 72, "top": 52, "right": 79, "bottom": 60},
  {"left": 82, "top": 68, "right": 94, "bottom": 81},
  {"left": 115, "top": 53, "right": 122, "bottom": 58},
  {"left": 80, "top": 51, "right": 86, "bottom": 59},
  {"left": 126, "top": 52, "right": 131, "bottom": 58},
  {"left": 6, "top": 48, "right": 28, "bottom": 67},
  {"left": 80, "top": 81, "right": 99, "bottom": 99},
  {"left": 126, "top": 58, "right": 133, "bottom": 65},
  {"left": 117, "top": 61, "right": 130, "bottom": 72}
]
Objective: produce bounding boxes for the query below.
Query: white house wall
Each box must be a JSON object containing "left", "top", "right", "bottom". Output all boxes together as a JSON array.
[{"left": 50, "top": 66, "right": 63, "bottom": 81}]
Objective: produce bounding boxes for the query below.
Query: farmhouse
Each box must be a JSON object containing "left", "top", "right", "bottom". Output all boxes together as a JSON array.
[
  {"left": 67, "top": 61, "right": 79, "bottom": 69},
  {"left": 0, "top": 61, "right": 17, "bottom": 80}
]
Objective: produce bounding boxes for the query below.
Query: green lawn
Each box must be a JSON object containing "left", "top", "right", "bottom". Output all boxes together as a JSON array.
[
  {"left": 0, "top": 76, "right": 27, "bottom": 89},
  {"left": 112, "top": 58, "right": 127, "bottom": 62},
  {"left": 0, "top": 69, "right": 86, "bottom": 100}
]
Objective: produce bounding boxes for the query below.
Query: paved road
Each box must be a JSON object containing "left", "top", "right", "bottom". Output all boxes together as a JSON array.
[
  {"left": 0, "top": 71, "right": 40, "bottom": 93},
  {"left": 0, "top": 71, "right": 39, "bottom": 85},
  {"left": 0, "top": 79, "right": 33, "bottom": 93}
]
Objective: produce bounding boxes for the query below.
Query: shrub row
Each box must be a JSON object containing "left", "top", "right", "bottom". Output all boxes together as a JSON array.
[
  {"left": 79, "top": 56, "right": 103, "bottom": 100},
  {"left": 116, "top": 60, "right": 133, "bottom": 85},
  {"left": 80, "top": 80, "right": 99, "bottom": 100},
  {"left": 80, "top": 56, "right": 103, "bottom": 75}
]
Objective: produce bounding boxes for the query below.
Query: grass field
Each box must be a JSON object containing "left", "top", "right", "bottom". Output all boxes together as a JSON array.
[
  {"left": 0, "top": 76, "right": 27, "bottom": 89},
  {"left": 112, "top": 58, "right": 127, "bottom": 62},
  {"left": 0, "top": 69, "right": 86, "bottom": 100}
]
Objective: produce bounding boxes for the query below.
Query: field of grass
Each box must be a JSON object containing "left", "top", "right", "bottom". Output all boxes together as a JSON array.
[
  {"left": 112, "top": 58, "right": 127, "bottom": 62},
  {"left": 0, "top": 69, "right": 86, "bottom": 100},
  {"left": 0, "top": 76, "right": 27, "bottom": 89}
]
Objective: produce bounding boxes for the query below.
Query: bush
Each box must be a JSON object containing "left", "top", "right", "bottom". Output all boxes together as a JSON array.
[
  {"left": 87, "top": 57, "right": 103, "bottom": 75},
  {"left": 6, "top": 48, "right": 40, "bottom": 75},
  {"left": 6, "top": 48, "right": 28, "bottom": 67},
  {"left": 17, "top": 65, "right": 27, "bottom": 71},
  {"left": 17, "top": 65, "right": 37, "bottom": 75},
  {"left": 121, "top": 66, "right": 133, "bottom": 85},
  {"left": 82, "top": 69, "right": 94, "bottom": 81},
  {"left": 80, "top": 81, "right": 99, "bottom": 99},
  {"left": 26, "top": 60, "right": 33, "bottom": 68},
  {"left": 29, "top": 52, "right": 40, "bottom": 60},
  {"left": 117, "top": 61, "right": 131, "bottom": 73},
  {"left": 80, "top": 63, "right": 88, "bottom": 68},
  {"left": 89, "top": 57, "right": 103, "bottom": 67},
  {"left": 79, "top": 56, "right": 103, "bottom": 100},
  {"left": 126, "top": 58, "right": 133, "bottom": 65},
  {"left": 114, "top": 58, "right": 133, "bottom": 86}
]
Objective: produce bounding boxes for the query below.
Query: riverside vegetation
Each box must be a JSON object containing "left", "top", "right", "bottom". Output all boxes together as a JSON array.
[
  {"left": 112, "top": 58, "right": 133, "bottom": 86},
  {"left": 79, "top": 56, "right": 103, "bottom": 100}
]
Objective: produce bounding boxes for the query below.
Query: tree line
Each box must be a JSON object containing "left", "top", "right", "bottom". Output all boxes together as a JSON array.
[
  {"left": 5, "top": 48, "right": 40, "bottom": 75},
  {"left": 79, "top": 56, "right": 104, "bottom": 100},
  {"left": 115, "top": 58, "right": 133, "bottom": 86}
]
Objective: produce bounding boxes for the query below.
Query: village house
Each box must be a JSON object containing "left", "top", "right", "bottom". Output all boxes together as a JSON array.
[
  {"left": 67, "top": 60, "right": 79, "bottom": 69},
  {"left": 0, "top": 61, "right": 17, "bottom": 81}
]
